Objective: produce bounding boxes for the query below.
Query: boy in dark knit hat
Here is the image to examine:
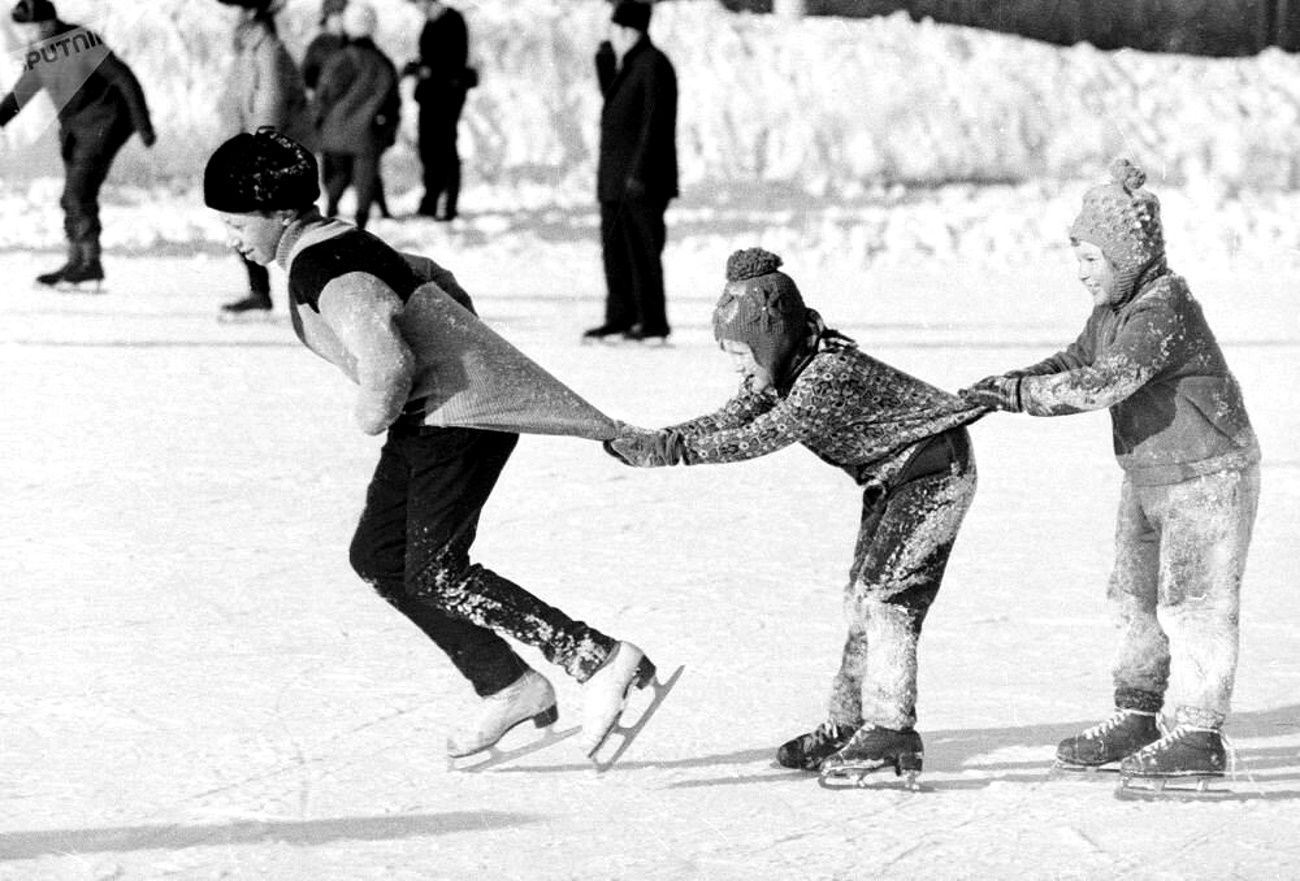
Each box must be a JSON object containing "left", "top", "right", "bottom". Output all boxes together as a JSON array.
[
  {"left": 1, "top": 0, "right": 155, "bottom": 290},
  {"left": 607, "top": 247, "right": 984, "bottom": 787},
  {"left": 203, "top": 128, "right": 668, "bottom": 768},
  {"left": 961, "top": 159, "right": 1260, "bottom": 789}
]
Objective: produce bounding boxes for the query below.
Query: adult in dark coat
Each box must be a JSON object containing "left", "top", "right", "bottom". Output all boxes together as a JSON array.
[
  {"left": 0, "top": 0, "right": 154, "bottom": 290},
  {"left": 584, "top": 0, "right": 678, "bottom": 343},
  {"left": 403, "top": 0, "right": 472, "bottom": 220},
  {"left": 314, "top": 1, "right": 400, "bottom": 230}
]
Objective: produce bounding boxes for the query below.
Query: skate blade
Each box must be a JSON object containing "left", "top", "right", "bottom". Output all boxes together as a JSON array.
[
  {"left": 1048, "top": 760, "right": 1121, "bottom": 782},
  {"left": 37, "top": 280, "right": 106, "bottom": 294},
  {"left": 587, "top": 664, "right": 684, "bottom": 773},
  {"left": 1115, "top": 774, "right": 1229, "bottom": 802},
  {"left": 447, "top": 723, "right": 581, "bottom": 773},
  {"left": 818, "top": 763, "right": 926, "bottom": 792},
  {"left": 217, "top": 311, "right": 281, "bottom": 325}
]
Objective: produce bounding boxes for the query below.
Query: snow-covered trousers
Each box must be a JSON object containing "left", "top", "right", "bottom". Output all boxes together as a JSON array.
[
  {"left": 349, "top": 427, "right": 617, "bottom": 697},
  {"left": 829, "top": 428, "right": 977, "bottom": 730},
  {"left": 1108, "top": 463, "right": 1260, "bottom": 728}
]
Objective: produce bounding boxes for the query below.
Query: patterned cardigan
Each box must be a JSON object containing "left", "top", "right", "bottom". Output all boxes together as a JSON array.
[{"left": 664, "top": 331, "right": 984, "bottom": 487}]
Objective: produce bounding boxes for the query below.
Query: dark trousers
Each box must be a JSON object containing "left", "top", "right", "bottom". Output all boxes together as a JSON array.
[
  {"left": 242, "top": 256, "right": 270, "bottom": 298},
  {"left": 322, "top": 150, "right": 384, "bottom": 230},
  {"left": 59, "top": 117, "right": 133, "bottom": 245},
  {"left": 349, "top": 427, "right": 615, "bottom": 696},
  {"left": 417, "top": 88, "right": 466, "bottom": 217},
  {"left": 600, "top": 196, "right": 670, "bottom": 336}
]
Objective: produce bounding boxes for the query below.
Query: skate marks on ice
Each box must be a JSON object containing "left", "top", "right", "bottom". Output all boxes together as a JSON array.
[
  {"left": 0, "top": 811, "right": 539, "bottom": 861},
  {"left": 588, "top": 664, "right": 685, "bottom": 773},
  {"left": 447, "top": 723, "right": 581, "bottom": 773}
]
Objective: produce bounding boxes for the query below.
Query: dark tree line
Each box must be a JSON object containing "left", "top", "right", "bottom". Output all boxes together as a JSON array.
[{"left": 719, "top": 0, "right": 1300, "bottom": 56}]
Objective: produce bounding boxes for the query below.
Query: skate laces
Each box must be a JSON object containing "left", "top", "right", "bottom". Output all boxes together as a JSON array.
[
  {"left": 811, "top": 720, "right": 853, "bottom": 747},
  {"left": 1081, "top": 708, "right": 1154, "bottom": 740},
  {"left": 1134, "top": 722, "right": 1210, "bottom": 756}
]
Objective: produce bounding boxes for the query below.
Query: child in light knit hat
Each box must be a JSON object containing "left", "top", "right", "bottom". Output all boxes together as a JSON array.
[
  {"left": 606, "top": 247, "right": 986, "bottom": 788},
  {"left": 961, "top": 158, "right": 1261, "bottom": 792}
]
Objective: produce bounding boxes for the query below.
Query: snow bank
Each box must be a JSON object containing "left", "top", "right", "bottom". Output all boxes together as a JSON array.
[{"left": 3, "top": 0, "right": 1300, "bottom": 193}]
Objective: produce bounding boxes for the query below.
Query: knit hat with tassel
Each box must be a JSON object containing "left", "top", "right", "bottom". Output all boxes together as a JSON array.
[
  {"left": 713, "top": 248, "right": 809, "bottom": 381},
  {"left": 1069, "top": 158, "right": 1165, "bottom": 296}
]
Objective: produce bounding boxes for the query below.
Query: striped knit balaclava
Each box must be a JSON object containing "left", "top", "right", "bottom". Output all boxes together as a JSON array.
[
  {"left": 713, "top": 248, "right": 808, "bottom": 381},
  {"left": 1069, "top": 158, "right": 1165, "bottom": 297}
]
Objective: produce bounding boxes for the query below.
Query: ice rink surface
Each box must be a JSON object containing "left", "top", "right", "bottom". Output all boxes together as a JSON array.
[{"left": 2, "top": 209, "right": 1298, "bottom": 881}]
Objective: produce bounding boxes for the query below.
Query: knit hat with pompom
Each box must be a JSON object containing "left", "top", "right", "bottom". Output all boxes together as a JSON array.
[
  {"left": 713, "top": 248, "right": 809, "bottom": 382},
  {"left": 1069, "top": 158, "right": 1165, "bottom": 296}
]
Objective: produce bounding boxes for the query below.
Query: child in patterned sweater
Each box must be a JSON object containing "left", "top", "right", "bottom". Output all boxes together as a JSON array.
[{"left": 606, "top": 248, "right": 984, "bottom": 783}]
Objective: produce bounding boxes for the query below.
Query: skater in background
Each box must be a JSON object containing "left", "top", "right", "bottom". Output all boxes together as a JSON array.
[
  {"left": 584, "top": 0, "right": 678, "bottom": 343},
  {"left": 301, "top": 0, "right": 390, "bottom": 219},
  {"left": 0, "top": 0, "right": 154, "bottom": 291},
  {"left": 606, "top": 248, "right": 983, "bottom": 783},
  {"left": 960, "top": 159, "right": 1260, "bottom": 786},
  {"left": 203, "top": 127, "right": 661, "bottom": 763},
  {"left": 403, "top": 0, "right": 473, "bottom": 221},
  {"left": 314, "top": 1, "right": 399, "bottom": 231},
  {"left": 215, "top": 0, "right": 313, "bottom": 318}
]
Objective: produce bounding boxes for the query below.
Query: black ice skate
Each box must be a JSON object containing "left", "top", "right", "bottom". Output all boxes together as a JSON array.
[
  {"left": 818, "top": 725, "right": 925, "bottom": 791},
  {"left": 36, "top": 259, "right": 104, "bottom": 293},
  {"left": 1115, "top": 725, "right": 1229, "bottom": 801},
  {"left": 446, "top": 669, "right": 578, "bottom": 772},
  {"left": 1050, "top": 708, "right": 1161, "bottom": 778},
  {"left": 581, "top": 641, "right": 684, "bottom": 772},
  {"left": 218, "top": 294, "right": 275, "bottom": 323},
  {"left": 775, "top": 720, "right": 860, "bottom": 772}
]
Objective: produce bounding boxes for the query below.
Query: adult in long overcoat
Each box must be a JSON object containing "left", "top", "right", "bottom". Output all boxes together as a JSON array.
[{"left": 586, "top": 0, "right": 678, "bottom": 342}]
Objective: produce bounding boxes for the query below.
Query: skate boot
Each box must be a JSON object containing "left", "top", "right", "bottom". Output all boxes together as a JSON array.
[
  {"left": 581, "top": 641, "right": 683, "bottom": 771},
  {"left": 1116, "top": 724, "right": 1228, "bottom": 800},
  {"left": 219, "top": 293, "right": 274, "bottom": 322},
  {"left": 1053, "top": 708, "right": 1161, "bottom": 776},
  {"left": 59, "top": 254, "right": 105, "bottom": 291},
  {"left": 818, "top": 725, "right": 924, "bottom": 790},
  {"left": 447, "top": 668, "right": 559, "bottom": 761},
  {"left": 775, "top": 719, "right": 860, "bottom": 772},
  {"left": 35, "top": 241, "right": 80, "bottom": 288}
]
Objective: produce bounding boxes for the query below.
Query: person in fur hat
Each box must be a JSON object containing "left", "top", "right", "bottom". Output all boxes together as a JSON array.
[
  {"left": 960, "top": 158, "right": 1261, "bottom": 785},
  {"left": 203, "top": 128, "right": 666, "bottom": 766},
  {"left": 606, "top": 247, "right": 985, "bottom": 784},
  {"left": 0, "top": 0, "right": 154, "bottom": 290}
]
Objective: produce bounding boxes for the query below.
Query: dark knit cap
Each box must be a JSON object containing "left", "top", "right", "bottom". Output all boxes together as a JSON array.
[
  {"left": 321, "top": 0, "right": 347, "bottom": 18},
  {"left": 204, "top": 127, "right": 320, "bottom": 213},
  {"left": 1069, "top": 158, "right": 1165, "bottom": 295},
  {"left": 713, "top": 248, "right": 809, "bottom": 380},
  {"left": 12, "top": 0, "right": 56, "bottom": 23},
  {"left": 611, "top": 0, "right": 651, "bottom": 32}
]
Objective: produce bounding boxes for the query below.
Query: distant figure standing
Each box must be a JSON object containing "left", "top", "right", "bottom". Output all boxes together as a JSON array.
[
  {"left": 302, "top": 0, "right": 390, "bottom": 219},
  {"left": 0, "top": 0, "right": 154, "bottom": 291},
  {"left": 314, "top": 1, "right": 400, "bottom": 231},
  {"left": 216, "top": 0, "right": 313, "bottom": 318},
  {"left": 584, "top": 0, "right": 678, "bottom": 343},
  {"left": 403, "top": 0, "right": 472, "bottom": 221}
]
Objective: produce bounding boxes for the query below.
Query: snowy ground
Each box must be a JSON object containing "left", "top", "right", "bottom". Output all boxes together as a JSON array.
[{"left": 2, "top": 182, "right": 1299, "bottom": 880}]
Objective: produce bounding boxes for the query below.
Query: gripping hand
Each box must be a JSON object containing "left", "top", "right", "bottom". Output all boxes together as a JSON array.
[
  {"left": 603, "top": 424, "right": 684, "bottom": 467},
  {"left": 959, "top": 374, "right": 1023, "bottom": 412}
]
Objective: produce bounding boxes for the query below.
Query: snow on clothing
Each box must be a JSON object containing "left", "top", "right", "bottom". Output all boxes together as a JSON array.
[
  {"left": 1014, "top": 262, "right": 1260, "bottom": 486},
  {"left": 1008, "top": 261, "right": 1261, "bottom": 728},
  {"left": 642, "top": 330, "right": 983, "bottom": 730},
  {"left": 274, "top": 215, "right": 617, "bottom": 694},
  {"left": 0, "top": 19, "right": 152, "bottom": 248}
]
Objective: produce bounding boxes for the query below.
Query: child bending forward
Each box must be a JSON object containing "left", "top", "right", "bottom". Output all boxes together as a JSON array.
[{"left": 607, "top": 248, "right": 984, "bottom": 780}]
